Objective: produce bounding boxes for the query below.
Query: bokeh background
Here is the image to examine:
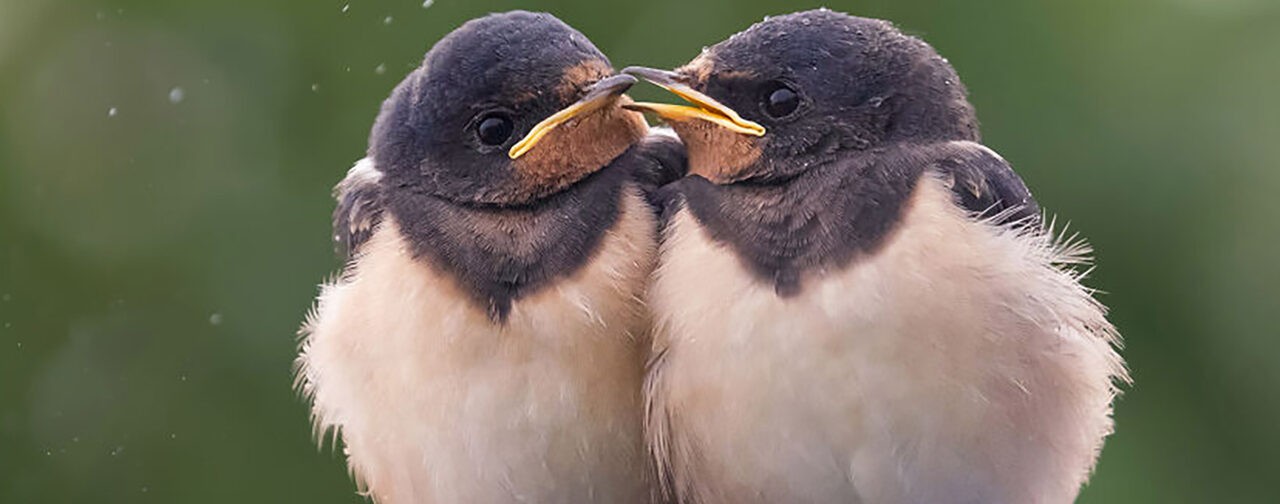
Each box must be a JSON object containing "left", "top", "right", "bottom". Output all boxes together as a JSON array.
[{"left": 1, "top": 0, "right": 1277, "bottom": 502}]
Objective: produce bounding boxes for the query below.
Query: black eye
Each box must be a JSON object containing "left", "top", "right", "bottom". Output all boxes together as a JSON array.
[
  {"left": 476, "top": 114, "right": 514, "bottom": 146},
  {"left": 761, "top": 82, "right": 800, "bottom": 119}
]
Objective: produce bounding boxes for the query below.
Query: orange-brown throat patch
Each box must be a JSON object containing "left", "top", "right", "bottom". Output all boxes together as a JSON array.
[
  {"left": 668, "top": 118, "right": 762, "bottom": 184},
  {"left": 661, "top": 56, "right": 763, "bottom": 183},
  {"left": 512, "top": 97, "right": 648, "bottom": 197}
]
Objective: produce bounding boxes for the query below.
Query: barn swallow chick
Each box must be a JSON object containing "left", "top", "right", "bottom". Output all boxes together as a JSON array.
[
  {"left": 296, "top": 11, "right": 681, "bottom": 503},
  {"left": 626, "top": 9, "right": 1127, "bottom": 504}
]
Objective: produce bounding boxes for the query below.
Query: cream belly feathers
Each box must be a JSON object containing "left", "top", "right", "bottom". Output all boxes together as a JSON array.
[
  {"left": 297, "top": 176, "right": 659, "bottom": 503},
  {"left": 646, "top": 175, "right": 1127, "bottom": 504}
]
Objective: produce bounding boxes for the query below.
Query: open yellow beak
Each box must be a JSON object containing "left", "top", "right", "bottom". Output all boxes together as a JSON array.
[
  {"left": 621, "top": 66, "right": 765, "bottom": 137},
  {"left": 508, "top": 73, "right": 638, "bottom": 159}
]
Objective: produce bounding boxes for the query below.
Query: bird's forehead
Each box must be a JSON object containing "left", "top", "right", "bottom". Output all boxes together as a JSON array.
[
  {"left": 677, "top": 53, "right": 718, "bottom": 84},
  {"left": 555, "top": 59, "right": 613, "bottom": 100},
  {"left": 413, "top": 54, "right": 611, "bottom": 117}
]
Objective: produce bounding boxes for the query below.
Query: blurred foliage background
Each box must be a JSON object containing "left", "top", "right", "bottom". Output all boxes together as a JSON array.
[{"left": 1, "top": 0, "right": 1277, "bottom": 502}]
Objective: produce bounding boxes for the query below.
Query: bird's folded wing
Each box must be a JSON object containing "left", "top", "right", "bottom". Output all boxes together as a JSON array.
[
  {"left": 332, "top": 157, "right": 385, "bottom": 259},
  {"left": 614, "top": 132, "right": 688, "bottom": 213},
  {"left": 930, "top": 141, "right": 1040, "bottom": 227}
]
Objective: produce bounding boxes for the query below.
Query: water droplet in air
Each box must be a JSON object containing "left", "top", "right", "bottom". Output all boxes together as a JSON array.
[
  {"left": 110, "top": 446, "right": 124, "bottom": 456},
  {"left": 422, "top": 0, "right": 434, "bottom": 8},
  {"left": 170, "top": 433, "right": 177, "bottom": 440},
  {"left": 311, "top": 83, "right": 320, "bottom": 92},
  {"left": 168, "top": 87, "right": 185, "bottom": 104},
  {"left": 375, "top": 63, "right": 386, "bottom": 75},
  {"left": 108, "top": 107, "right": 118, "bottom": 117},
  {"left": 341, "top": 4, "right": 349, "bottom": 13},
  {"left": 209, "top": 313, "right": 223, "bottom": 326},
  {"left": 384, "top": 16, "right": 393, "bottom": 25}
]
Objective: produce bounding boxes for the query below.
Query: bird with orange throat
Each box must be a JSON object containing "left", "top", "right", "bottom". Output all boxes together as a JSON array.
[
  {"left": 297, "top": 11, "right": 683, "bottom": 503},
  {"left": 626, "top": 9, "right": 1128, "bottom": 504}
]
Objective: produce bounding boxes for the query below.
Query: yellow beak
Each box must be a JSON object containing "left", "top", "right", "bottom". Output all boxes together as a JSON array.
[
  {"left": 621, "top": 66, "right": 766, "bottom": 137},
  {"left": 508, "top": 73, "right": 638, "bottom": 159}
]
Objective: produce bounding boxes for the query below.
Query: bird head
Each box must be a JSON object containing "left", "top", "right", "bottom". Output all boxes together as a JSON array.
[
  {"left": 371, "top": 11, "right": 646, "bottom": 205},
  {"left": 625, "top": 9, "right": 978, "bottom": 184}
]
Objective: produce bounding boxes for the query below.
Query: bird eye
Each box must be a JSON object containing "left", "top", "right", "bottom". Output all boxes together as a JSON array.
[
  {"left": 475, "top": 113, "right": 514, "bottom": 146},
  {"left": 761, "top": 81, "right": 800, "bottom": 119}
]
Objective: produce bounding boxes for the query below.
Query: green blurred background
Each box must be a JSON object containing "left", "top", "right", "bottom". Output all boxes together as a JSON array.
[{"left": 1, "top": 0, "right": 1277, "bottom": 502}]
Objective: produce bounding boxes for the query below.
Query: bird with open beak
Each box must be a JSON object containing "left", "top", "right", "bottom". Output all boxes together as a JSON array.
[
  {"left": 626, "top": 9, "right": 1128, "bottom": 504},
  {"left": 295, "top": 11, "right": 683, "bottom": 503}
]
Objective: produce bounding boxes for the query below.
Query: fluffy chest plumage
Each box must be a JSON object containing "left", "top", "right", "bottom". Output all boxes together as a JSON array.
[
  {"left": 298, "top": 188, "right": 658, "bottom": 504},
  {"left": 647, "top": 177, "right": 1124, "bottom": 504}
]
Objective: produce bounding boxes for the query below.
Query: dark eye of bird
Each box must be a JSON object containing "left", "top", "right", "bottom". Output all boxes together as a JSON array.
[
  {"left": 476, "top": 114, "right": 514, "bottom": 146},
  {"left": 761, "top": 82, "right": 800, "bottom": 119}
]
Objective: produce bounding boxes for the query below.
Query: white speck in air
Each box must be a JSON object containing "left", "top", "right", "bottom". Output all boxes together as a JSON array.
[
  {"left": 209, "top": 313, "right": 223, "bottom": 326},
  {"left": 422, "top": 0, "right": 435, "bottom": 8},
  {"left": 110, "top": 446, "right": 124, "bottom": 456},
  {"left": 375, "top": 63, "right": 387, "bottom": 75},
  {"left": 384, "top": 16, "right": 394, "bottom": 25},
  {"left": 108, "top": 107, "right": 118, "bottom": 117},
  {"left": 311, "top": 83, "right": 320, "bottom": 92},
  {"left": 341, "top": 4, "right": 349, "bottom": 13},
  {"left": 168, "top": 87, "right": 185, "bottom": 104},
  {"left": 97, "top": 10, "right": 106, "bottom": 20}
]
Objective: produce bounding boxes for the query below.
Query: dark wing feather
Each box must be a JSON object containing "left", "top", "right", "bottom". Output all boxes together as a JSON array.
[
  {"left": 931, "top": 142, "right": 1040, "bottom": 226},
  {"left": 620, "top": 130, "right": 687, "bottom": 207},
  {"left": 332, "top": 158, "right": 385, "bottom": 259}
]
